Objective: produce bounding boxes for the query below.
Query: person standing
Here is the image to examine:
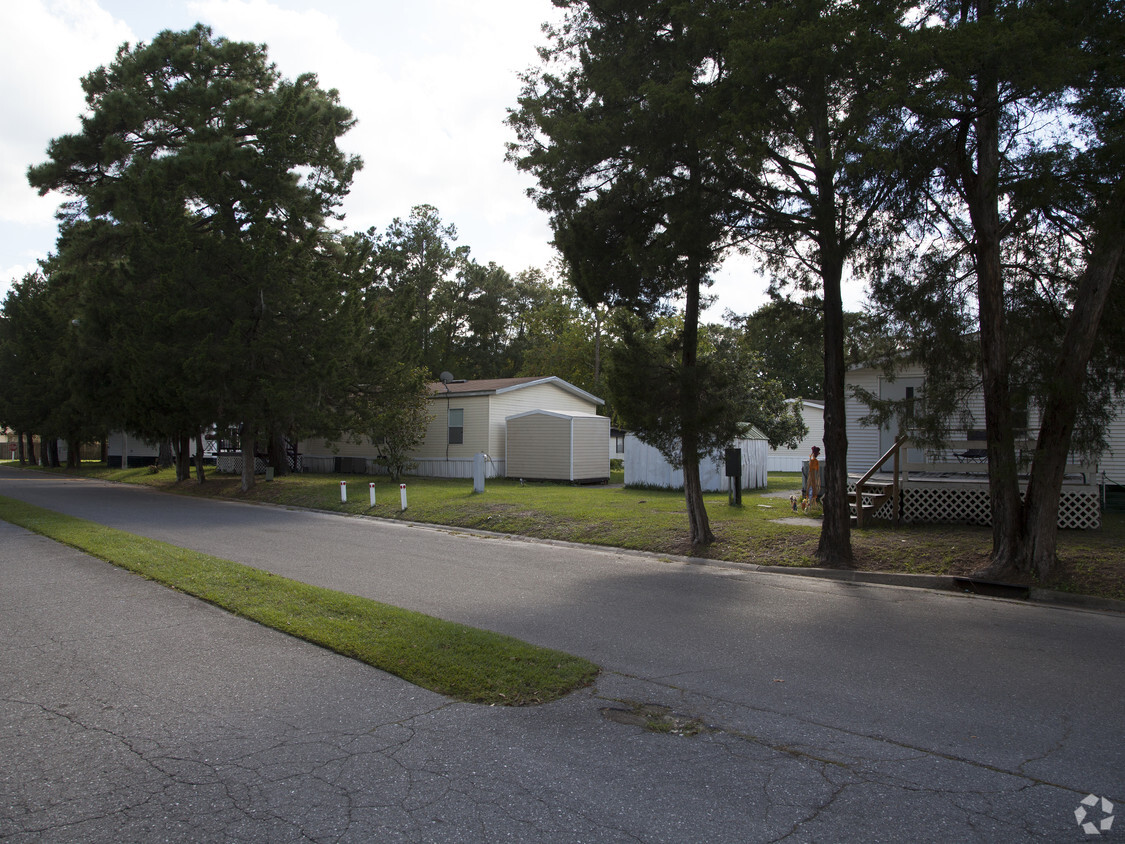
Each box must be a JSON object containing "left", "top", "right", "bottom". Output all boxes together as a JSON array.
[{"left": 805, "top": 446, "right": 822, "bottom": 512}]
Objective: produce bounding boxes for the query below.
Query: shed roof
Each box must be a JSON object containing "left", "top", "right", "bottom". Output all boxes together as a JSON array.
[
  {"left": 427, "top": 376, "right": 604, "bottom": 405},
  {"left": 506, "top": 409, "right": 606, "bottom": 422}
]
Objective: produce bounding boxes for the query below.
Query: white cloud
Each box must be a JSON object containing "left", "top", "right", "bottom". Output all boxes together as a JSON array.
[
  {"left": 0, "top": 0, "right": 814, "bottom": 314},
  {"left": 188, "top": 0, "right": 563, "bottom": 274},
  {"left": 0, "top": 1, "right": 137, "bottom": 300},
  {"left": 0, "top": 0, "right": 133, "bottom": 226},
  {"left": 0, "top": 261, "right": 40, "bottom": 303}
]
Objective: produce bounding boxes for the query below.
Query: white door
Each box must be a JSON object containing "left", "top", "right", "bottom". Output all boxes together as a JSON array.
[{"left": 879, "top": 377, "right": 925, "bottom": 464}]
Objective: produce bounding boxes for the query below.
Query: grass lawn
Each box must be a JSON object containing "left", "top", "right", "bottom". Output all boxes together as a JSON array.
[
  {"left": 0, "top": 494, "right": 598, "bottom": 705},
  {"left": 6, "top": 460, "right": 1124, "bottom": 602}
]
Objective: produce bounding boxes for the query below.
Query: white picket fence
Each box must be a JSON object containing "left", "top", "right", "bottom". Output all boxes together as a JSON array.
[{"left": 624, "top": 435, "right": 768, "bottom": 491}]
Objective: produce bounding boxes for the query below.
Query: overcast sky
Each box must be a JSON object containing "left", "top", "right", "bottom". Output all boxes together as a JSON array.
[{"left": 0, "top": 0, "right": 869, "bottom": 318}]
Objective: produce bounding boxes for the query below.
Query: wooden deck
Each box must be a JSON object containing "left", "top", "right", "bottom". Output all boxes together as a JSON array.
[{"left": 846, "top": 469, "right": 1100, "bottom": 530}]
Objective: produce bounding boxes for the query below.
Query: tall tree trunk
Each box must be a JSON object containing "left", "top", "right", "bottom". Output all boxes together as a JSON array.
[
  {"left": 25, "top": 433, "right": 35, "bottom": 466},
  {"left": 1017, "top": 209, "right": 1124, "bottom": 579},
  {"left": 48, "top": 439, "right": 61, "bottom": 468},
  {"left": 268, "top": 428, "right": 289, "bottom": 477},
  {"left": 680, "top": 233, "right": 714, "bottom": 547},
  {"left": 157, "top": 440, "right": 174, "bottom": 470},
  {"left": 66, "top": 437, "right": 79, "bottom": 469},
  {"left": 100, "top": 437, "right": 108, "bottom": 464},
  {"left": 240, "top": 426, "right": 255, "bottom": 493},
  {"left": 966, "top": 2, "right": 1023, "bottom": 576},
  {"left": 195, "top": 430, "right": 206, "bottom": 483},
  {"left": 18, "top": 432, "right": 25, "bottom": 465},
  {"left": 593, "top": 306, "right": 603, "bottom": 390},
  {"left": 817, "top": 258, "right": 853, "bottom": 567},
  {"left": 810, "top": 92, "right": 853, "bottom": 568},
  {"left": 175, "top": 434, "right": 191, "bottom": 481},
  {"left": 682, "top": 459, "right": 714, "bottom": 547}
]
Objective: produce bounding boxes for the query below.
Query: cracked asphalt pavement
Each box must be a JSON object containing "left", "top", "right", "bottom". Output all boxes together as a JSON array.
[{"left": 1, "top": 468, "right": 1122, "bottom": 841}]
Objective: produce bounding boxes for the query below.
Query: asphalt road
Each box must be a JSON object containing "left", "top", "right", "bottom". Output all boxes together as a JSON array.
[{"left": 1, "top": 467, "right": 1122, "bottom": 841}]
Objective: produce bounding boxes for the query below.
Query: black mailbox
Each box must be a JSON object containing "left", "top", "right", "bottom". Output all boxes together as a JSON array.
[{"left": 724, "top": 447, "right": 741, "bottom": 478}]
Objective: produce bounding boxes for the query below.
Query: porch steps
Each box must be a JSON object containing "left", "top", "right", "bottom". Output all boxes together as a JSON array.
[{"left": 850, "top": 481, "right": 894, "bottom": 527}]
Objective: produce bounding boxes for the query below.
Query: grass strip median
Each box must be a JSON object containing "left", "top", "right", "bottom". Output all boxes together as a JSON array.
[{"left": 0, "top": 495, "right": 599, "bottom": 705}]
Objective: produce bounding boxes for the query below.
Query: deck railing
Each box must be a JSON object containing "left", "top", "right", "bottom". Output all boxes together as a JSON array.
[
  {"left": 901, "top": 437, "right": 1095, "bottom": 484},
  {"left": 854, "top": 435, "right": 908, "bottom": 528}
]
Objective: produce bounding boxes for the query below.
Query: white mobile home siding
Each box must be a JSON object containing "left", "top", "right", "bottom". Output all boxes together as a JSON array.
[
  {"left": 300, "top": 435, "right": 377, "bottom": 460},
  {"left": 410, "top": 392, "right": 500, "bottom": 478},
  {"left": 768, "top": 400, "right": 825, "bottom": 472},
  {"left": 294, "top": 377, "right": 604, "bottom": 479},
  {"left": 107, "top": 431, "right": 162, "bottom": 468},
  {"left": 415, "top": 394, "right": 491, "bottom": 460},
  {"left": 1100, "top": 390, "right": 1125, "bottom": 484},
  {"left": 846, "top": 365, "right": 1123, "bottom": 480},
  {"left": 845, "top": 368, "right": 883, "bottom": 474},
  {"left": 488, "top": 383, "right": 598, "bottom": 457}
]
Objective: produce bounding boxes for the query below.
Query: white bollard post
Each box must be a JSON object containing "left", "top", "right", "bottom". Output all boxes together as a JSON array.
[
  {"left": 399, "top": 483, "right": 407, "bottom": 510},
  {"left": 369, "top": 482, "right": 376, "bottom": 507},
  {"left": 340, "top": 480, "right": 347, "bottom": 503}
]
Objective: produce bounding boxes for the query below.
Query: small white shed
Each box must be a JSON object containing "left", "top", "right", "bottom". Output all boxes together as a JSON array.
[
  {"left": 506, "top": 410, "right": 610, "bottom": 482},
  {"left": 624, "top": 433, "right": 768, "bottom": 491}
]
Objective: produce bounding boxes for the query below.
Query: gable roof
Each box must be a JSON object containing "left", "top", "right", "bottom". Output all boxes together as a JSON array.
[
  {"left": 506, "top": 409, "right": 607, "bottom": 422},
  {"left": 426, "top": 376, "right": 604, "bottom": 405},
  {"left": 786, "top": 398, "right": 825, "bottom": 411}
]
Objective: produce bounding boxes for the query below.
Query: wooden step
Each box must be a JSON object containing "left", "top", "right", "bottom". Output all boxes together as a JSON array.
[
  {"left": 850, "top": 494, "right": 891, "bottom": 527},
  {"left": 851, "top": 485, "right": 892, "bottom": 500},
  {"left": 849, "top": 502, "right": 883, "bottom": 516},
  {"left": 850, "top": 495, "right": 889, "bottom": 511}
]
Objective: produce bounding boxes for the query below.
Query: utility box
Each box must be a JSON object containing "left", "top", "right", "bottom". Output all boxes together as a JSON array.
[
  {"left": 473, "top": 452, "right": 486, "bottom": 493},
  {"left": 725, "top": 447, "right": 743, "bottom": 507},
  {"left": 724, "top": 448, "right": 742, "bottom": 477}
]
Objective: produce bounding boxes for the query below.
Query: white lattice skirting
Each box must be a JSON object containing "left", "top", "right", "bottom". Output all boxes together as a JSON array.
[
  {"left": 846, "top": 482, "right": 1101, "bottom": 530},
  {"left": 215, "top": 455, "right": 269, "bottom": 475}
]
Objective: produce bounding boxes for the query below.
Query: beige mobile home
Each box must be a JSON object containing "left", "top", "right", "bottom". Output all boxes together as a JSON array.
[
  {"left": 506, "top": 410, "right": 610, "bottom": 482},
  {"left": 301, "top": 376, "right": 605, "bottom": 479}
]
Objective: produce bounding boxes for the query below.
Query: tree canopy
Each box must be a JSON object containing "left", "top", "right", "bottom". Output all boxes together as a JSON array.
[
  {"left": 862, "top": 0, "right": 1125, "bottom": 578},
  {"left": 511, "top": 0, "right": 916, "bottom": 558},
  {"left": 24, "top": 25, "right": 427, "bottom": 489},
  {"left": 510, "top": 0, "right": 753, "bottom": 545}
]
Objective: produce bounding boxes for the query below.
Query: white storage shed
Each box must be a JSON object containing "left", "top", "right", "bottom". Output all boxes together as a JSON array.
[{"left": 624, "top": 432, "right": 768, "bottom": 491}]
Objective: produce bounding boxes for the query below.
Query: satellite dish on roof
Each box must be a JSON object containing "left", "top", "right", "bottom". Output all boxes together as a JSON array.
[{"left": 439, "top": 371, "right": 455, "bottom": 384}]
